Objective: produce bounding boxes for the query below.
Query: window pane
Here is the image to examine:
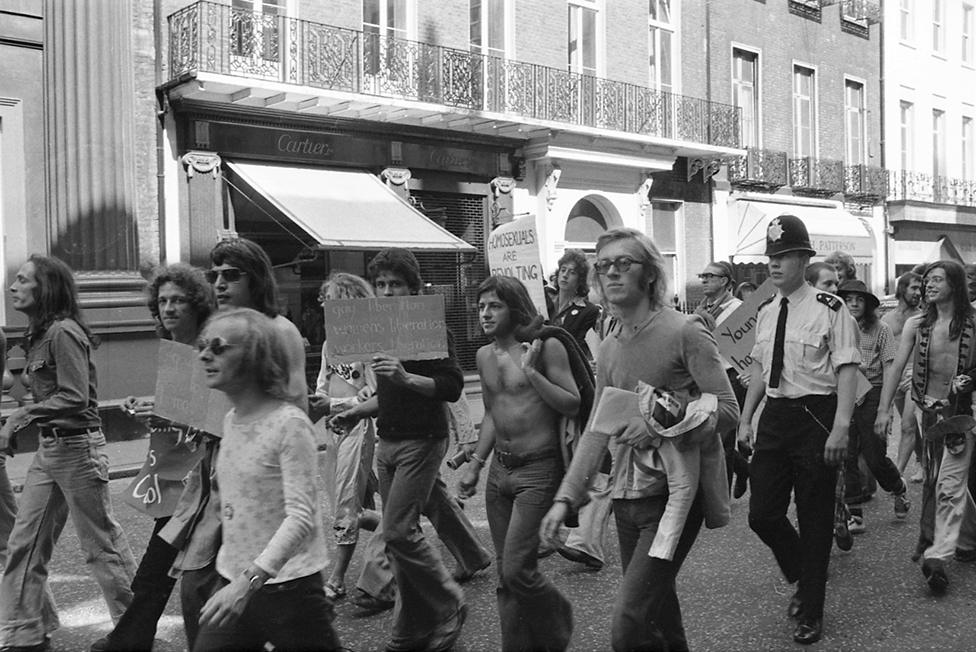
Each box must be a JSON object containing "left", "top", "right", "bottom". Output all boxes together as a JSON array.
[
  {"left": 582, "top": 8, "right": 596, "bottom": 74},
  {"left": 488, "top": 0, "right": 505, "bottom": 53},
  {"left": 470, "top": 0, "right": 481, "bottom": 47},
  {"left": 659, "top": 30, "right": 672, "bottom": 91},
  {"left": 568, "top": 7, "right": 577, "bottom": 68},
  {"left": 652, "top": 209, "right": 676, "bottom": 252},
  {"left": 363, "top": 0, "right": 380, "bottom": 26},
  {"left": 390, "top": 0, "right": 407, "bottom": 32}
]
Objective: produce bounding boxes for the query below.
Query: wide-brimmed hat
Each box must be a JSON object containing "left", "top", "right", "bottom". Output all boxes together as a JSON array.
[
  {"left": 765, "top": 214, "right": 816, "bottom": 257},
  {"left": 837, "top": 279, "right": 879, "bottom": 310}
]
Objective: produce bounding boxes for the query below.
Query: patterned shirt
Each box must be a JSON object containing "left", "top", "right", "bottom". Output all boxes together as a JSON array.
[
  {"left": 216, "top": 403, "right": 328, "bottom": 583},
  {"left": 856, "top": 320, "right": 895, "bottom": 387}
]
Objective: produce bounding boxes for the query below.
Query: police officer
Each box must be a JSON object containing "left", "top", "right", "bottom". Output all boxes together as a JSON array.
[{"left": 737, "top": 215, "right": 860, "bottom": 645}]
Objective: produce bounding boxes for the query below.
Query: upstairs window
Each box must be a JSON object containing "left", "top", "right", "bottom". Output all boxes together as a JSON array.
[
  {"left": 845, "top": 79, "right": 866, "bottom": 165},
  {"left": 900, "top": 100, "right": 914, "bottom": 170},
  {"left": 899, "top": 0, "right": 914, "bottom": 42},
  {"left": 932, "top": 108, "right": 946, "bottom": 177},
  {"left": 648, "top": 0, "right": 674, "bottom": 93},
  {"left": 732, "top": 48, "right": 759, "bottom": 147},
  {"left": 964, "top": 4, "right": 975, "bottom": 65},
  {"left": 568, "top": 0, "right": 600, "bottom": 76},
  {"left": 792, "top": 65, "right": 817, "bottom": 158},
  {"left": 933, "top": 0, "right": 945, "bottom": 54},
  {"left": 470, "top": 0, "right": 509, "bottom": 59},
  {"left": 963, "top": 116, "right": 974, "bottom": 179}
]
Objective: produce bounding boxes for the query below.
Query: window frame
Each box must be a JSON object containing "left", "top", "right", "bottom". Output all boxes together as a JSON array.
[
  {"left": 567, "top": 0, "right": 604, "bottom": 77},
  {"left": 899, "top": 0, "right": 914, "bottom": 43},
  {"left": 844, "top": 76, "right": 867, "bottom": 166},
  {"left": 792, "top": 63, "right": 818, "bottom": 159},
  {"left": 932, "top": 0, "right": 945, "bottom": 55},
  {"left": 932, "top": 108, "right": 947, "bottom": 178},
  {"left": 963, "top": 3, "right": 975, "bottom": 66},
  {"left": 731, "top": 44, "right": 761, "bottom": 148},
  {"left": 648, "top": 0, "right": 676, "bottom": 94},
  {"left": 470, "top": 0, "right": 514, "bottom": 59},
  {"left": 899, "top": 100, "right": 915, "bottom": 171},
  {"left": 963, "top": 115, "right": 974, "bottom": 180}
]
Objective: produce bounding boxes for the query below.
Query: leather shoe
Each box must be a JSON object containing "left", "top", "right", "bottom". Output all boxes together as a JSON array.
[
  {"left": 911, "top": 539, "right": 928, "bottom": 562},
  {"left": 787, "top": 591, "right": 804, "bottom": 619},
  {"left": 793, "top": 617, "right": 822, "bottom": 645},
  {"left": 556, "top": 545, "right": 604, "bottom": 570},
  {"left": 922, "top": 558, "right": 949, "bottom": 594},
  {"left": 351, "top": 588, "right": 395, "bottom": 614}
]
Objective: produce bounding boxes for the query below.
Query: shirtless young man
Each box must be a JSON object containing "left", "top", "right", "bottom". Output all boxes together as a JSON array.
[
  {"left": 460, "top": 275, "right": 579, "bottom": 652},
  {"left": 881, "top": 272, "right": 923, "bottom": 478},
  {"left": 875, "top": 261, "right": 976, "bottom": 594}
]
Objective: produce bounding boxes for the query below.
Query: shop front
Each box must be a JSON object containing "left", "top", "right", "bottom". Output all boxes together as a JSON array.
[{"left": 170, "top": 112, "right": 521, "bottom": 373}]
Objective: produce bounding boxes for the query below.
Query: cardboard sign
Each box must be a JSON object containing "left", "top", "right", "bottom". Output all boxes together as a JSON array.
[
  {"left": 323, "top": 295, "right": 448, "bottom": 363},
  {"left": 124, "top": 424, "right": 206, "bottom": 518},
  {"left": 486, "top": 214, "right": 549, "bottom": 318},
  {"left": 714, "top": 278, "right": 777, "bottom": 374},
  {"left": 153, "top": 340, "right": 231, "bottom": 437}
]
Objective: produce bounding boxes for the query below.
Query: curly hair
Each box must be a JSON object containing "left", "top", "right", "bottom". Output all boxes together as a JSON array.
[
  {"left": 209, "top": 237, "right": 280, "bottom": 318},
  {"left": 824, "top": 251, "right": 857, "bottom": 282},
  {"left": 146, "top": 263, "right": 216, "bottom": 339},
  {"left": 202, "top": 308, "right": 290, "bottom": 400},
  {"left": 367, "top": 248, "right": 422, "bottom": 294},
  {"left": 921, "top": 260, "right": 975, "bottom": 341},
  {"left": 556, "top": 249, "right": 591, "bottom": 298}
]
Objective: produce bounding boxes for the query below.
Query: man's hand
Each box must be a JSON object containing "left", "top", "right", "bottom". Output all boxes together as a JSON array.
[
  {"left": 823, "top": 424, "right": 849, "bottom": 466},
  {"left": 458, "top": 465, "right": 480, "bottom": 498},
  {"left": 122, "top": 396, "right": 155, "bottom": 421},
  {"left": 873, "top": 407, "right": 891, "bottom": 439},
  {"left": 736, "top": 421, "right": 754, "bottom": 456},
  {"left": 520, "top": 339, "right": 543, "bottom": 371},
  {"left": 953, "top": 374, "right": 973, "bottom": 394},
  {"left": 308, "top": 394, "right": 330, "bottom": 422},
  {"left": 616, "top": 416, "right": 659, "bottom": 450},
  {"left": 371, "top": 353, "right": 409, "bottom": 386},
  {"left": 198, "top": 574, "right": 253, "bottom": 629},
  {"left": 737, "top": 372, "right": 751, "bottom": 388},
  {"left": 540, "top": 501, "right": 569, "bottom": 547},
  {"left": 328, "top": 407, "right": 361, "bottom": 434}
]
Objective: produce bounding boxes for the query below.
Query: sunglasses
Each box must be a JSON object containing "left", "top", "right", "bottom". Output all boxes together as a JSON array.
[
  {"left": 205, "top": 267, "right": 248, "bottom": 284},
  {"left": 698, "top": 273, "right": 728, "bottom": 281},
  {"left": 196, "top": 336, "right": 239, "bottom": 356},
  {"left": 594, "top": 256, "right": 641, "bottom": 275}
]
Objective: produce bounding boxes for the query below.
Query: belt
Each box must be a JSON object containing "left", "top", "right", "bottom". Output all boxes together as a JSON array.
[
  {"left": 766, "top": 394, "right": 835, "bottom": 409},
  {"left": 38, "top": 426, "right": 101, "bottom": 438},
  {"left": 494, "top": 448, "right": 560, "bottom": 469}
]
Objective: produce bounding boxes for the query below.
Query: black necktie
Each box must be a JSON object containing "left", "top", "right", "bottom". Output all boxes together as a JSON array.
[{"left": 769, "top": 297, "right": 789, "bottom": 389}]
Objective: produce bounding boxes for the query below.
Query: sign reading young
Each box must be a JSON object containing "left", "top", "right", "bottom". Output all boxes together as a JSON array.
[
  {"left": 714, "top": 278, "right": 777, "bottom": 374},
  {"left": 486, "top": 214, "right": 549, "bottom": 318},
  {"left": 323, "top": 295, "right": 449, "bottom": 363}
]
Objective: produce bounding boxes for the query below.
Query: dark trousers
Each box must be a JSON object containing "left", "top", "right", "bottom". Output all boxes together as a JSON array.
[
  {"left": 102, "top": 517, "right": 178, "bottom": 651},
  {"left": 193, "top": 573, "right": 341, "bottom": 651},
  {"left": 611, "top": 494, "right": 703, "bottom": 652},
  {"left": 180, "top": 562, "right": 224, "bottom": 650},
  {"left": 749, "top": 395, "right": 837, "bottom": 620},
  {"left": 844, "top": 387, "right": 906, "bottom": 502},
  {"left": 485, "top": 456, "right": 572, "bottom": 652}
]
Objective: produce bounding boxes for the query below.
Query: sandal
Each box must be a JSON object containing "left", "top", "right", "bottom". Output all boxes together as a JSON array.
[{"left": 324, "top": 581, "right": 346, "bottom": 601}]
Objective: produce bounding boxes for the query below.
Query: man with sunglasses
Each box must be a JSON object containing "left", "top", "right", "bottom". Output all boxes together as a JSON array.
[
  {"left": 158, "top": 238, "right": 309, "bottom": 648},
  {"left": 737, "top": 215, "right": 860, "bottom": 645}
]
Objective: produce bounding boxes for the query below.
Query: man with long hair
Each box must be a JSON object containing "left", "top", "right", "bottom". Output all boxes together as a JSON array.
[
  {"left": 0, "top": 255, "right": 137, "bottom": 652},
  {"left": 876, "top": 260, "right": 976, "bottom": 594},
  {"left": 882, "top": 272, "right": 923, "bottom": 480},
  {"left": 459, "top": 275, "right": 579, "bottom": 651}
]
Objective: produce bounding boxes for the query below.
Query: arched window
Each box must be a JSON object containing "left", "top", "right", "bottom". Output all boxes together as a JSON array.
[{"left": 565, "top": 197, "right": 609, "bottom": 242}]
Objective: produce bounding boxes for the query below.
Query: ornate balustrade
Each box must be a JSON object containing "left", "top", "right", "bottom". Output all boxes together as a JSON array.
[
  {"left": 844, "top": 164, "right": 888, "bottom": 202},
  {"left": 888, "top": 171, "right": 976, "bottom": 207},
  {"left": 168, "top": 1, "right": 740, "bottom": 147}
]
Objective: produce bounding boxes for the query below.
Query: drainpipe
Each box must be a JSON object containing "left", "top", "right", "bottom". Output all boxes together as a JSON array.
[
  {"left": 878, "top": 0, "right": 890, "bottom": 293},
  {"left": 705, "top": 0, "right": 716, "bottom": 261},
  {"left": 154, "top": 0, "right": 166, "bottom": 264}
]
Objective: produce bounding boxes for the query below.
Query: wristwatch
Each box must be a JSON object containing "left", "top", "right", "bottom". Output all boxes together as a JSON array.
[{"left": 242, "top": 569, "right": 264, "bottom": 593}]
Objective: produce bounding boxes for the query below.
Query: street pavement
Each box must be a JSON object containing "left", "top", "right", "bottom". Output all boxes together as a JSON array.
[{"left": 26, "top": 448, "right": 976, "bottom": 652}]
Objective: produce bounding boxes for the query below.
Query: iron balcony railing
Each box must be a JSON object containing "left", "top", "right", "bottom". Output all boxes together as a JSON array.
[
  {"left": 726, "top": 148, "right": 789, "bottom": 190},
  {"left": 844, "top": 164, "right": 888, "bottom": 201},
  {"left": 167, "top": 1, "right": 740, "bottom": 148},
  {"left": 789, "top": 157, "right": 846, "bottom": 195},
  {"left": 888, "top": 171, "right": 976, "bottom": 207}
]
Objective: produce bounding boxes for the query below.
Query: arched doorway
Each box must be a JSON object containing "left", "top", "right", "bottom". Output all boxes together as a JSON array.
[{"left": 564, "top": 194, "right": 622, "bottom": 245}]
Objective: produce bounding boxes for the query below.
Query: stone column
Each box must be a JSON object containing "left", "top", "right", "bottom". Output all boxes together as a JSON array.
[
  {"left": 44, "top": 0, "right": 139, "bottom": 271},
  {"left": 182, "top": 151, "right": 226, "bottom": 268}
]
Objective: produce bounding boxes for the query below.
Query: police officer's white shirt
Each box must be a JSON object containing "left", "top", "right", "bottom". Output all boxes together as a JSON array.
[{"left": 750, "top": 283, "right": 860, "bottom": 398}]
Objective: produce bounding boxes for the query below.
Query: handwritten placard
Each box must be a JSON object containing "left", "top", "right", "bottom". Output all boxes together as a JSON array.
[
  {"left": 715, "top": 278, "right": 777, "bottom": 374},
  {"left": 153, "top": 340, "right": 231, "bottom": 437},
  {"left": 124, "top": 424, "right": 206, "bottom": 518},
  {"left": 486, "top": 214, "right": 549, "bottom": 318},
  {"left": 323, "top": 295, "right": 448, "bottom": 363}
]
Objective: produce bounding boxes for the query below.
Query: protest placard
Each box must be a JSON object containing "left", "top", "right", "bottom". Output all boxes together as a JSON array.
[
  {"left": 486, "top": 214, "right": 549, "bottom": 318},
  {"left": 124, "top": 424, "right": 206, "bottom": 518},
  {"left": 714, "top": 278, "right": 777, "bottom": 374},
  {"left": 323, "top": 295, "right": 448, "bottom": 364},
  {"left": 153, "top": 339, "right": 231, "bottom": 436}
]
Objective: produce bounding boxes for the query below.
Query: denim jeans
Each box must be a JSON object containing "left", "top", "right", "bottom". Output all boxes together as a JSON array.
[
  {"left": 612, "top": 495, "right": 703, "bottom": 652},
  {"left": 356, "top": 472, "right": 491, "bottom": 601},
  {"left": 925, "top": 429, "right": 976, "bottom": 560},
  {"left": 102, "top": 517, "right": 178, "bottom": 651},
  {"left": 748, "top": 396, "right": 836, "bottom": 621},
  {"left": 485, "top": 456, "right": 573, "bottom": 652},
  {"left": 845, "top": 386, "right": 905, "bottom": 499},
  {"left": 376, "top": 437, "right": 463, "bottom": 646},
  {"left": 180, "top": 562, "right": 224, "bottom": 650},
  {"left": 0, "top": 431, "right": 136, "bottom": 647},
  {"left": 193, "top": 573, "right": 341, "bottom": 651}
]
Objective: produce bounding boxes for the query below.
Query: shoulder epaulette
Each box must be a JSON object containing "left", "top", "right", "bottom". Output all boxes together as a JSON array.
[{"left": 817, "top": 293, "right": 843, "bottom": 311}]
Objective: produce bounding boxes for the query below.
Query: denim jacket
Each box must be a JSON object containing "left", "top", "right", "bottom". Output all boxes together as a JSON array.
[{"left": 14, "top": 319, "right": 100, "bottom": 432}]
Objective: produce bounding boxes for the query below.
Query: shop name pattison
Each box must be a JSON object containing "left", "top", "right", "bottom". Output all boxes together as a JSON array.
[
  {"left": 276, "top": 134, "right": 334, "bottom": 157},
  {"left": 489, "top": 229, "right": 536, "bottom": 248}
]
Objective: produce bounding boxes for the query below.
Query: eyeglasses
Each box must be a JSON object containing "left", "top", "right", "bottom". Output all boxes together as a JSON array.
[
  {"left": 205, "top": 267, "right": 248, "bottom": 284},
  {"left": 196, "top": 336, "right": 238, "bottom": 356},
  {"left": 316, "top": 294, "right": 328, "bottom": 306},
  {"left": 594, "top": 256, "right": 641, "bottom": 275},
  {"left": 698, "top": 273, "right": 728, "bottom": 281}
]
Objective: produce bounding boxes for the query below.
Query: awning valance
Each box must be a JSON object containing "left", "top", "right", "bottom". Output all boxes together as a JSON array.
[
  {"left": 225, "top": 162, "right": 476, "bottom": 253},
  {"left": 730, "top": 199, "right": 873, "bottom": 263}
]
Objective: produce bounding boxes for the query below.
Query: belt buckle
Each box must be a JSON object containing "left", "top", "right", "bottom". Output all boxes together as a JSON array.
[{"left": 496, "top": 450, "right": 514, "bottom": 468}]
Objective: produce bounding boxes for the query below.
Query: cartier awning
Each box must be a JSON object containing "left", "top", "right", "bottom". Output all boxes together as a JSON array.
[
  {"left": 225, "top": 162, "right": 476, "bottom": 252},
  {"left": 730, "top": 199, "right": 873, "bottom": 263}
]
